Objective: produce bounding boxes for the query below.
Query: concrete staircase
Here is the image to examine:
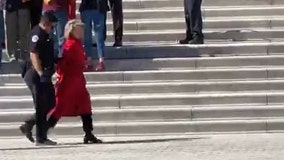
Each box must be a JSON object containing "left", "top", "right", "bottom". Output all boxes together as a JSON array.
[{"left": 1, "top": 0, "right": 284, "bottom": 137}]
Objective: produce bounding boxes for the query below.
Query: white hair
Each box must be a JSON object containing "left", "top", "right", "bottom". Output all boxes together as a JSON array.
[{"left": 64, "top": 19, "right": 84, "bottom": 39}]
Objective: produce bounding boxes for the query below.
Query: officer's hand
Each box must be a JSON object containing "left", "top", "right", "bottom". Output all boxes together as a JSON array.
[
  {"left": 38, "top": 71, "right": 43, "bottom": 77},
  {"left": 40, "top": 71, "right": 52, "bottom": 83},
  {"left": 40, "top": 76, "right": 51, "bottom": 83}
]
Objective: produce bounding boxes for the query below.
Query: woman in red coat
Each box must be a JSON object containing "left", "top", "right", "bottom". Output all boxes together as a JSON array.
[{"left": 47, "top": 19, "right": 102, "bottom": 144}]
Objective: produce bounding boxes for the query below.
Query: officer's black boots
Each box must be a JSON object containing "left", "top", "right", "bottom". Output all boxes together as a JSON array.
[
  {"left": 19, "top": 124, "right": 35, "bottom": 143},
  {"left": 83, "top": 132, "right": 103, "bottom": 144}
]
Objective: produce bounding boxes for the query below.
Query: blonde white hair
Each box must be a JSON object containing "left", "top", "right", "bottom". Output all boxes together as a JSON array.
[{"left": 64, "top": 19, "right": 84, "bottom": 39}]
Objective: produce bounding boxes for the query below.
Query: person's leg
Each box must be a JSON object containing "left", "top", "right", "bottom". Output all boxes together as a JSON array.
[
  {"left": 93, "top": 10, "right": 106, "bottom": 71},
  {"left": 81, "top": 114, "right": 102, "bottom": 144},
  {"left": 19, "top": 68, "right": 36, "bottom": 143},
  {"left": 0, "top": 11, "right": 5, "bottom": 45},
  {"left": 0, "top": 11, "right": 3, "bottom": 69},
  {"left": 81, "top": 10, "right": 95, "bottom": 70},
  {"left": 18, "top": 9, "right": 31, "bottom": 60},
  {"left": 68, "top": 0, "right": 76, "bottom": 20},
  {"left": 29, "top": 0, "right": 43, "bottom": 29},
  {"left": 5, "top": 11, "right": 18, "bottom": 59},
  {"left": 109, "top": 0, "right": 123, "bottom": 46},
  {"left": 53, "top": 9, "right": 68, "bottom": 57},
  {"left": 190, "top": 0, "right": 204, "bottom": 44},
  {"left": 42, "top": 82, "right": 56, "bottom": 140},
  {"left": 34, "top": 81, "right": 47, "bottom": 143},
  {"left": 102, "top": 12, "right": 107, "bottom": 42},
  {"left": 0, "top": 43, "right": 2, "bottom": 69},
  {"left": 179, "top": 0, "right": 194, "bottom": 44}
]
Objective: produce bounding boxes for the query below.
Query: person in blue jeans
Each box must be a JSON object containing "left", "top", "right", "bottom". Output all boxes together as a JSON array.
[
  {"left": 43, "top": 0, "right": 68, "bottom": 57},
  {"left": 80, "top": 0, "right": 108, "bottom": 71}
]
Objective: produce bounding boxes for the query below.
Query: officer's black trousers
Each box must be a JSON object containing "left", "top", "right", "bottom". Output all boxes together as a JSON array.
[
  {"left": 28, "top": 0, "right": 43, "bottom": 29},
  {"left": 104, "top": 0, "right": 123, "bottom": 41},
  {"left": 184, "top": 0, "right": 203, "bottom": 40},
  {"left": 24, "top": 68, "right": 55, "bottom": 141}
]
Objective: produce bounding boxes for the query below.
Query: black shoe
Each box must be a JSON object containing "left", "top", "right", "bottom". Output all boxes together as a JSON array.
[
  {"left": 178, "top": 38, "right": 190, "bottom": 44},
  {"left": 113, "top": 41, "right": 122, "bottom": 47},
  {"left": 83, "top": 133, "right": 103, "bottom": 144},
  {"left": 189, "top": 37, "right": 204, "bottom": 44},
  {"left": 92, "top": 43, "right": 97, "bottom": 47},
  {"left": 19, "top": 124, "right": 35, "bottom": 143},
  {"left": 36, "top": 139, "right": 57, "bottom": 146}
]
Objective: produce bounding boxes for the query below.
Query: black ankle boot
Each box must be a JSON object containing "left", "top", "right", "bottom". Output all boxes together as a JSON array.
[
  {"left": 19, "top": 124, "right": 35, "bottom": 143},
  {"left": 83, "top": 132, "right": 103, "bottom": 144}
]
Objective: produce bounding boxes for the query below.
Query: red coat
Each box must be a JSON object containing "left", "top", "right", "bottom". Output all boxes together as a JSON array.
[{"left": 49, "top": 36, "right": 92, "bottom": 119}]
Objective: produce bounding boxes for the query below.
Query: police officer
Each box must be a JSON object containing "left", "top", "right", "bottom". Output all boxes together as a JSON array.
[
  {"left": 19, "top": 11, "right": 58, "bottom": 145},
  {"left": 178, "top": 0, "right": 204, "bottom": 44}
]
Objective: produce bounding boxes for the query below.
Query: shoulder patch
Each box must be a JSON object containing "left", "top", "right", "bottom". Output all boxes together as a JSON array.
[{"left": 32, "top": 35, "right": 39, "bottom": 43}]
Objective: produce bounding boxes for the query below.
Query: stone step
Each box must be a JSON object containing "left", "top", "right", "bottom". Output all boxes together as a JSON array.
[
  {"left": 0, "top": 91, "right": 284, "bottom": 109},
  {"left": 75, "top": 0, "right": 284, "bottom": 10},
  {"left": 2, "top": 79, "right": 284, "bottom": 97},
  {"left": 105, "top": 16, "right": 284, "bottom": 31},
  {"left": 102, "top": 6, "right": 284, "bottom": 20},
  {"left": 103, "top": 55, "right": 284, "bottom": 71},
  {"left": 0, "top": 105, "right": 284, "bottom": 123},
  {"left": 1, "top": 41, "right": 284, "bottom": 65},
  {"left": 106, "top": 28, "right": 284, "bottom": 42},
  {"left": 3, "top": 53, "right": 284, "bottom": 74},
  {"left": 1, "top": 67, "right": 284, "bottom": 84},
  {"left": 0, "top": 118, "right": 283, "bottom": 136}
]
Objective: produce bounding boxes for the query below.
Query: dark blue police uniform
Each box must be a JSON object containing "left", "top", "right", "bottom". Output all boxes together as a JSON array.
[{"left": 23, "top": 24, "right": 56, "bottom": 143}]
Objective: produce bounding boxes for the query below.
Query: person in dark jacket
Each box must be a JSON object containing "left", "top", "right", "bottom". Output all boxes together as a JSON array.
[
  {"left": 80, "top": 0, "right": 108, "bottom": 71},
  {"left": 19, "top": 11, "right": 58, "bottom": 146},
  {"left": 5, "top": 0, "right": 31, "bottom": 60},
  {"left": 178, "top": 0, "right": 204, "bottom": 44}
]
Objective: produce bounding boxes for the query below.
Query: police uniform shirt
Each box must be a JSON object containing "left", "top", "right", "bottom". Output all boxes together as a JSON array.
[{"left": 29, "top": 25, "right": 55, "bottom": 69}]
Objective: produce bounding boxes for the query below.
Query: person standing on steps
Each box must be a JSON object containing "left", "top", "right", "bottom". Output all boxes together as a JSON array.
[
  {"left": 19, "top": 11, "right": 58, "bottom": 146},
  {"left": 178, "top": 0, "right": 204, "bottom": 45},
  {"left": 29, "top": 0, "right": 43, "bottom": 29},
  {"left": 0, "top": 0, "right": 5, "bottom": 70},
  {"left": 43, "top": 0, "right": 69, "bottom": 58},
  {"left": 5, "top": 0, "right": 31, "bottom": 61},
  {"left": 106, "top": 0, "right": 123, "bottom": 47},
  {"left": 80, "top": 0, "right": 108, "bottom": 71},
  {"left": 46, "top": 20, "right": 102, "bottom": 144}
]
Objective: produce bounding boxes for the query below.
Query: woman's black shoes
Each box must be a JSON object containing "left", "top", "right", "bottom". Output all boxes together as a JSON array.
[{"left": 83, "top": 133, "right": 103, "bottom": 144}]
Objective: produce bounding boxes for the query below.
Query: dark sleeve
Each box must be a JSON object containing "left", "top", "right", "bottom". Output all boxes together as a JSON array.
[{"left": 28, "top": 33, "right": 41, "bottom": 54}]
